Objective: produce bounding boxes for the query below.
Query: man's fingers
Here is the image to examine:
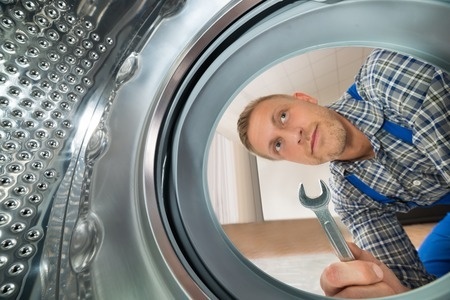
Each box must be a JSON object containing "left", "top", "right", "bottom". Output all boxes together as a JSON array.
[
  {"left": 347, "top": 242, "right": 378, "bottom": 262},
  {"left": 347, "top": 242, "right": 409, "bottom": 294},
  {"left": 334, "top": 282, "right": 397, "bottom": 299},
  {"left": 320, "top": 242, "right": 410, "bottom": 298},
  {"left": 320, "top": 260, "right": 384, "bottom": 296}
]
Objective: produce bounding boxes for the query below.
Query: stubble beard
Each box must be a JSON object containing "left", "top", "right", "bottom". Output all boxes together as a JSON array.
[{"left": 321, "top": 112, "right": 347, "bottom": 162}]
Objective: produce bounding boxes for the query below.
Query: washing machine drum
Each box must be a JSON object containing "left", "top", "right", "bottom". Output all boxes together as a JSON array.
[{"left": 0, "top": 0, "right": 449, "bottom": 299}]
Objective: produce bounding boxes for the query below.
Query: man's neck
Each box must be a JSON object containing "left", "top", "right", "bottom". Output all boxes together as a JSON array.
[{"left": 336, "top": 112, "right": 375, "bottom": 161}]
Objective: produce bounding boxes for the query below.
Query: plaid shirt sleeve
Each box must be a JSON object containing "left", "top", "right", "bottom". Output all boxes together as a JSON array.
[
  {"left": 412, "top": 68, "right": 450, "bottom": 183},
  {"left": 330, "top": 49, "right": 450, "bottom": 289}
]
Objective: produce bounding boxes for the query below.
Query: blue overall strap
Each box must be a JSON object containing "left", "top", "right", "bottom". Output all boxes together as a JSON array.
[
  {"left": 347, "top": 172, "right": 450, "bottom": 206},
  {"left": 434, "top": 192, "right": 450, "bottom": 205},
  {"left": 345, "top": 174, "right": 395, "bottom": 204},
  {"left": 347, "top": 83, "right": 413, "bottom": 144},
  {"left": 347, "top": 83, "right": 362, "bottom": 100}
]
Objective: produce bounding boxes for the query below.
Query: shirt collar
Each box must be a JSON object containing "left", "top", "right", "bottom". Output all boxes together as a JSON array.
[
  {"left": 328, "top": 92, "right": 384, "bottom": 152},
  {"left": 327, "top": 92, "right": 385, "bottom": 175}
]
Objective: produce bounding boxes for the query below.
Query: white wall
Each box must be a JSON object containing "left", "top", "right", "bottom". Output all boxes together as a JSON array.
[
  {"left": 257, "top": 159, "right": 333, "bottom": 220},
  {"left": 208, "top": 133, "right": 263, "bottom": 224}
]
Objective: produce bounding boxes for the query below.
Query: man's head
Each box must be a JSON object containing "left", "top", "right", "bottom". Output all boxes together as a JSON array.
[{"left": 237, "top": 93, "right": 348, "bottom": 165}]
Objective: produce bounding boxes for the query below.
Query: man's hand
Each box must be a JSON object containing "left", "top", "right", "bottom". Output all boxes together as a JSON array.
[{"left": 320, "top": 242, "right": 410, "bottom": 298}]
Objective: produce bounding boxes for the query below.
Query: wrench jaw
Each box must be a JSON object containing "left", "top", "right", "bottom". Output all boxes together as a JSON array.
[
  {"left": 298, "top": 179, "right": 330, "bottom": 210},
  {"left": 298, "top": 180, "right": 355, "bottom": 262}
]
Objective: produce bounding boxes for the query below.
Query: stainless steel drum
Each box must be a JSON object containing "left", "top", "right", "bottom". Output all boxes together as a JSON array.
[
  {"left": 0, "top": 0, "right": 184, "bottom": 298},
  {"left": 1, "top": 0, "right": 449, "bottom": 299}
]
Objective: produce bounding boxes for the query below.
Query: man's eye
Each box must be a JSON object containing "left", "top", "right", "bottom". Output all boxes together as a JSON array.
[
  {"left": 275, "top": 140, "right": 282, "bottom": 152},
  {"left": 280, "top": 112, "right": 287, "bottom": 124}
]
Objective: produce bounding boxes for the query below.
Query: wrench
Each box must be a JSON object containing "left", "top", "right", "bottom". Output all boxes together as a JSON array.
[{"left": 298, "top": 180, "right": 354, "bottom": 262}]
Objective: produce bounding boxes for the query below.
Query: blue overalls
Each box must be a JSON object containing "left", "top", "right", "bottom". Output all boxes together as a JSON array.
[{"left": 346, "top": 83, "right": 450, "bottom": 278}]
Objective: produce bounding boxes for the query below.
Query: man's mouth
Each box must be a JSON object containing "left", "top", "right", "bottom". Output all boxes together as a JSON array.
[{"left": 311, "top": 126, "right": 317, "bottom": 154}]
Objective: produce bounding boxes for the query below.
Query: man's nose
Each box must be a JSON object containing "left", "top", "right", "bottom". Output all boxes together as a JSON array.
[{"left": 283, "top": 127, "right": 302, "bottom": 144}]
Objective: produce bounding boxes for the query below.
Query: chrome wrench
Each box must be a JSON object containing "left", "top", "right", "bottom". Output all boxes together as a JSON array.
[{"left": 298, "top": 180, "right": 355, "bottom": 262}]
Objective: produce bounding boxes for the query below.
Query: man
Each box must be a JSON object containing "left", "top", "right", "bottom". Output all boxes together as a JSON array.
[{"left": 237, "top": 48, "right": 450, "bottom": 298}]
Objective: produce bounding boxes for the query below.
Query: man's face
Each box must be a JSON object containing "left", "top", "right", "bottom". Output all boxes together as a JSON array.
[{"left": 247, "top": 94, "right": 347, "bottom": 165}]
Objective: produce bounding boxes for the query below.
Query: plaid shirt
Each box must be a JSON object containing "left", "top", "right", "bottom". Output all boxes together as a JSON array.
[{"left": 328, "top": 49, "right": 450, "bottom": 289}]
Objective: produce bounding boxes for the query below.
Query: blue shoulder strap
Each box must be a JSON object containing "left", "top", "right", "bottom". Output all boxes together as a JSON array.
[
  {"left": 347, "top": 83, "right": 361, "bottom": 101},
  {"left": 347, "top": 83, "right": 413, "bottom": 144},
  {"left": 347, "top": 171, "right": 450, "bottom": 206},
  {"left": 345, "top": 174, "right": 395, "bottom": 204}
]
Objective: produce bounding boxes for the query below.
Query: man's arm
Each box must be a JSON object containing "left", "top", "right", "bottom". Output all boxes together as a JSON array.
[
  {"left": 356, "top": 48, "right": 450, "bottom": 182},
  {"left": 323, "top": 48, "right": 448, "bottom": 297},
  {"left": 413, "top": 68, "right": 450, "bottom": 183},
  {"left": 329, "top": 173, "right": 436, "bottom": 289}
]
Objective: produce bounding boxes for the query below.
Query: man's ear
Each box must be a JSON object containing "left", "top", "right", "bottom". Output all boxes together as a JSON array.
[{"left": 293, "top": 92, "right": 318, "bottom": 104}]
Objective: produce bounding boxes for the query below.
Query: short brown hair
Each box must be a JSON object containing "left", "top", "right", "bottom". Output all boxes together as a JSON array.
[{"left": 237, "top": 94, "right": 287, "bottom": 159}]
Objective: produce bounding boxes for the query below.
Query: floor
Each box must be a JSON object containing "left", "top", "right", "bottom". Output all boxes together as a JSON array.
[{"left": 223, "top": 218, "right": 435, "bottom": 295}]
